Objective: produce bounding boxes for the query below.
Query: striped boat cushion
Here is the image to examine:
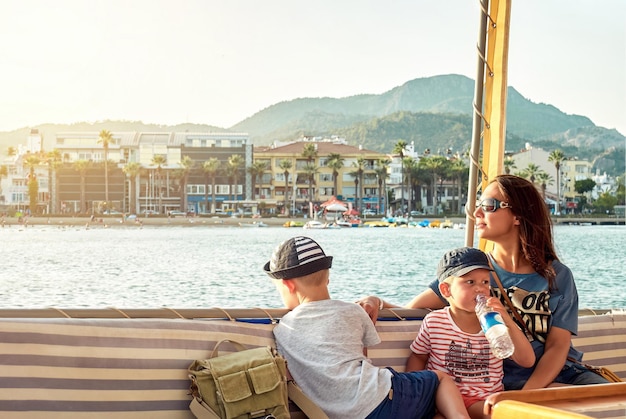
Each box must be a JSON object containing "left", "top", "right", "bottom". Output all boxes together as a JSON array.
[
  {"left": 571, "top": 312, "right": 626, "bottom": 380},
  {"left": 371, "top": 320, "right": 423, "bottom": 371},
  {"left": 0, "top": 318, "right": 276, "bottom": 418},
  {"left": 0, "top": 312, "right": 624, "bottom": 418}
]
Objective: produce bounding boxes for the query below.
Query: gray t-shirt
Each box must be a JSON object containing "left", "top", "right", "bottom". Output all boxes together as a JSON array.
[{"left": 274, "top": 299, "right": 392, "bottom": 419}]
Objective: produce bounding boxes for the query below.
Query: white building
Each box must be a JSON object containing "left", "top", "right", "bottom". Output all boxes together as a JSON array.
[
  {"left": 591, "top": 170, "right": 617, "bottom": 199},
  {"left": 0, "top": 129, "right": 50, "bottom": 213}
]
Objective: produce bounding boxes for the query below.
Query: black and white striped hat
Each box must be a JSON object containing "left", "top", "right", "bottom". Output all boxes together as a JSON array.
[{"left": 264, "top": 236, "right": 333, "bottom": 279}]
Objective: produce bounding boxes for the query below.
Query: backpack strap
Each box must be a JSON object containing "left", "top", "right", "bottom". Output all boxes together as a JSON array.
[{"left": 189, "top": 397, "right": 221, "bottom": 419}]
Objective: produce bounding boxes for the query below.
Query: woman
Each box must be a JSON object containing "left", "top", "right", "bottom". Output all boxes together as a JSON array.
[{"left": 359, "top": 174, "right": 608, "bottom": 390}]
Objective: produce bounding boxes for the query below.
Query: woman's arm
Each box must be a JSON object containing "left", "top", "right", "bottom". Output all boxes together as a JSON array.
[
  {"left": 355, "top": 296, "right": 398, "bottom": 323},
  {"left": 522, "top": 326, "right": 571, "bottom": 389},
  {"left": 356, "top": 288, "right": 446, "bottom": 322},
  {"left": 404, "top": 288, "right": 446, "bottom": 309}
]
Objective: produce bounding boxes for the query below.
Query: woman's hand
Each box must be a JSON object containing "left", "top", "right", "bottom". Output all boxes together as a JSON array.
[
  {"left": 357, "top": 290, "right": 445, "bottom": 323},
  {"left": 355, "top": 296, "right": 382, "bottom": 323}
]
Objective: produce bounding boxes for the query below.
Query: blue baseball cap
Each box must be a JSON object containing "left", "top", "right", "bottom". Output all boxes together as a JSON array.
[{"left": 437, "top": 247, "right": 492, "bottom": 282}]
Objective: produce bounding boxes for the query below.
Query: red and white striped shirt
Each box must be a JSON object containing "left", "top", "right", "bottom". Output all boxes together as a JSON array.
[{"left": 410, "top": 307, "right": 504, "bottom": 399}]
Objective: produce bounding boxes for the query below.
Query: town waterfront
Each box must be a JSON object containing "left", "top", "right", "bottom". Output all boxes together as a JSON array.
[{"left": 1, "top": 223, "right": 624, "bottom": 310}]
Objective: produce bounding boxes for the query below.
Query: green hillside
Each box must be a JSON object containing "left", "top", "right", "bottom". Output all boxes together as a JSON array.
[{"left": 1, "top": 75, "right": 623, "bottom": 176}]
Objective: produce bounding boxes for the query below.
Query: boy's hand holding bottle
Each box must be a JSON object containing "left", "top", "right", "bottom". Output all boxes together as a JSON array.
[{"left": 475, "top": 294, "right": 515, "bottom": 359}]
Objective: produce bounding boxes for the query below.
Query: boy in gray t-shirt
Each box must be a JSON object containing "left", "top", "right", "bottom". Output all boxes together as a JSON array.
[{"left": 264, "top": 236, "right": 469, "bottom": 419}]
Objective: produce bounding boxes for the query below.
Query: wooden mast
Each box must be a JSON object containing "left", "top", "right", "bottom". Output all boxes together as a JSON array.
[{"left": 465, "top": 0, "right": 512, "bottom": 250}]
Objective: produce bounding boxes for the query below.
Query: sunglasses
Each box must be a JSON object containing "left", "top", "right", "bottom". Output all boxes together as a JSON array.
[{"left": 476, "top": 198, "right": 512, "bottom": 212}]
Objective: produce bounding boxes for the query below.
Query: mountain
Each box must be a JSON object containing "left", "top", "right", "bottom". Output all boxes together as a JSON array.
[
  {"left": 232, "top": 74, "right": 607, "bottom": 144},
  {"left": 229, "top": 74, "right": 623, "bottom": 174},
  {"left": 1, "top": 75, "right": 623, "bottom": 175}
]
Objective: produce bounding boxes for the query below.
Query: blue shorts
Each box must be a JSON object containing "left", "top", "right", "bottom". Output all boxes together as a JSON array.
[
  {"left": 503, "top": 359, "right": 610, "bottom": 390},
  {"left": 366, "top": 368, "right": 439, "bottom": 419}
]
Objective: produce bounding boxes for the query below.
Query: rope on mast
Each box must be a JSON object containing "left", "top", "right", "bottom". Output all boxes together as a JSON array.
[{"left": 466, "top": 0, "right": 511, "bottom": 251}]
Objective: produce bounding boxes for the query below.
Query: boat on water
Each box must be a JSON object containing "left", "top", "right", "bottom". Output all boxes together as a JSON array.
[
  {"left": 302, "top": 220, "right": 340, "bottom": 229},
  {"left": 238, "top": 221, "right": 268, "bottom": 227},
  {"left": 334, "top": 220, "right": 354, "bottom": 228},
  {"left": 362, "top": 219, "right": 392, "bottom": 227},
  {"left": 336, "top": 216, "right": 362, "bottom": 228},
  {"left": 427, "top": 219, "right": 454, "bottom": 229},
  {"left": 302, "top": 220, "right": 325, "bottom": 229},
  {"left": 283, "top": 220, "right": 305, "bottom": 228}
]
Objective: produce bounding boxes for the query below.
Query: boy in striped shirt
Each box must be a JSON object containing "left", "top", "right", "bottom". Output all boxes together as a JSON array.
[{"left": 406, "top": 247, "right": 534, "bottom": 419}]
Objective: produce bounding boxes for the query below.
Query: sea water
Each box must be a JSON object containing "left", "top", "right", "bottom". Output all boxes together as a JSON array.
[{"left": 0, "top": 224, "right": 624, "bottom": 309}]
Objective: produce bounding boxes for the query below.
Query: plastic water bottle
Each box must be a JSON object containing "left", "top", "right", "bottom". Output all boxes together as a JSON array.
[{"left": 475, "top": 294, "right": 514, "bottom": 359}]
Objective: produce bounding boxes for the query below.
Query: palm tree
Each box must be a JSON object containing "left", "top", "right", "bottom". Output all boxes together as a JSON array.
[
  {"left": 224, "top": 165, "right": 236, "bottom": 204},
  {"left": 227, "top": 154, "right": 244, "bottom": 211},
  {"left": 449, "top": 158, "right": 468, "bottom": 213},
  {"left": 98, "top": 130, "right": 113, "bottom": 209},
  {"left": 349, "top": 168, "right": 360, "bottom": 212},
  {"left": 202, "top": 158, "right": 220, "bottom": 213},
  {"left": 24, "top": 155, "right": 41, "bottom": 214},
  {"left": 503, "top": 157, "right": 517, "bottom": 175},
  {"left": 248, "top": 161, "right": 268, "bottom": 200},
  {"left": 45, "top": 149, "right": 62, "bottom": 214},
  {"left": 537, "top": 172, "right": 554, "bottom": 200},
  {"left": 169, "top": 168, "right": 185, "bottom": 212},
  {"left": 548, "top": 149, "right": 566, "bottom": 214},
  {"left": 301, "top": 143, "right": 318, "bottom": 212},
  {"left": 351, "top": 157, "right": 366, "bottom": 212},
  {"left": 393, "top": 140, "right": 407, "bottom": 213},
  {"left": 375, "top": 158, "right": 390, "bottom": 214},
  {"left": 326, "top": 153, "right": 345, "bottom": 197},
  {"left": 151, "top": 155, "right": 167, "bottom": 214},
  {"left": 303, "top": 162, "right": 319, "bottom": 210},
  {"left": 178, "top": 155, "right": 194, "bottom": 212},
  {"left": 420, "top": 156, "right": 448, "bottom": 215},
  {"left": 73, "top": 159, "right": 92, "bottom": 214},
  {"left": 278, "top": 159, "right": 292, "bottom": 215},
  {"left": 519, "top": 163, "right": 542, "bottom": 184},
  {"left": 301, "top": 143, "right": 318, "bottom": 163},
  {"left": 122, "top": 162, "right": 142, "bottom": 214},
  {"left": 403, "top": 156, "right": 416, "bottom": 213}
]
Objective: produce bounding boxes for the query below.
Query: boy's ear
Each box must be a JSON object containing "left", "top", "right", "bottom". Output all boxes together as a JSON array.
[
  {"left": 439, "top": 281, "right": 451, "bottom": 298},
  {"left": 283, "top": 279, "right": 297, "bottom": 293}
]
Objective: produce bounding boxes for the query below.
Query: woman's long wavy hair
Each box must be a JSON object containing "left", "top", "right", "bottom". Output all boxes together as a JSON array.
[{"left": 491, "top": 175, "right": 558, "bottom": 288}]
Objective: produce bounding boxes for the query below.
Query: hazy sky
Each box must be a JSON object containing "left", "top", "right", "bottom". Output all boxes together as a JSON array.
[{"left": 1, "top": 0, "right": 625, "bottom": 136}]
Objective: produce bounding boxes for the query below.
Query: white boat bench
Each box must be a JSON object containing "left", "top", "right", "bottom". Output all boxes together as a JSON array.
[{"left": 0, "top": 308, "right": 624, "bottom": 418}]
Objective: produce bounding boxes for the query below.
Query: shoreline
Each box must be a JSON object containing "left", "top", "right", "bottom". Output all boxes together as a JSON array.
[
  {"left": 2, "top": 215, "right": 622, "bottom": 228},
  {"left": 1, "top": 215, "right": 290, "bottom": 228},
  {"left": 0, "top": 215, "right": 470, "bottom": 228}
]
